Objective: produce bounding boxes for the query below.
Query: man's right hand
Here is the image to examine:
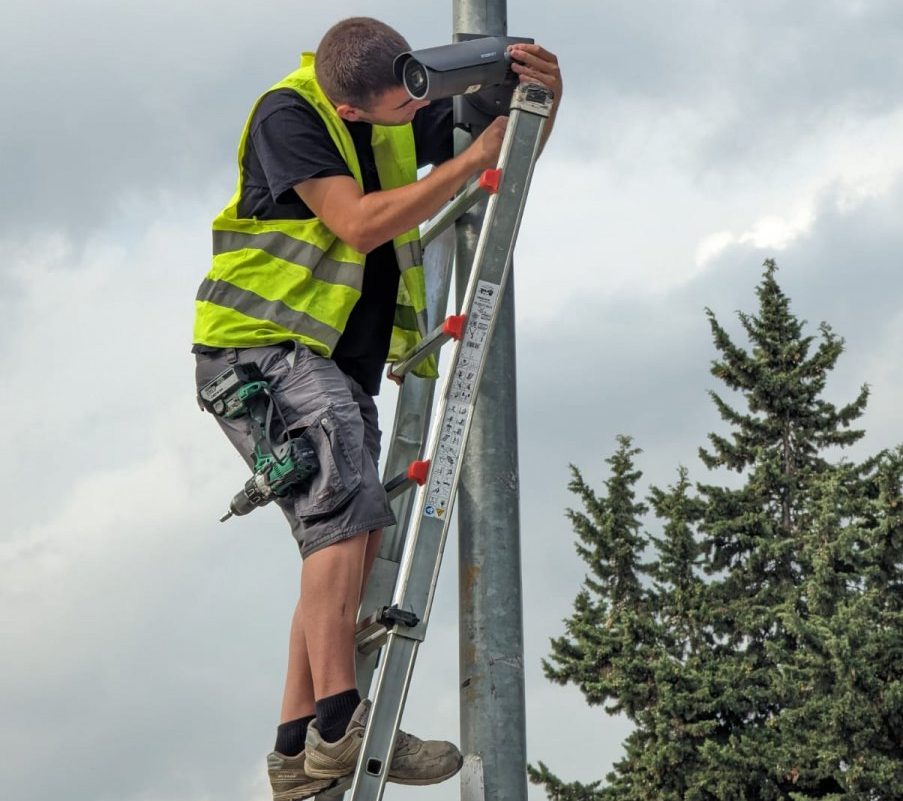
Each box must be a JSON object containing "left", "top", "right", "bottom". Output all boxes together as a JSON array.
[{"left": 468, "top": 116, "right": 508, "bottom": 170}]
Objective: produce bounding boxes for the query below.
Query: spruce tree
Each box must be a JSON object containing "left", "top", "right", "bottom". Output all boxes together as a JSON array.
[
  {"left": 693, "top": 261, "right": 870, "bottom": 798},
  {"left": 540, "top": 435, "right": 653, "bottom": 717},
  {"left": 532, "top": 261, "right": 901, "bottom": 800},
  {"left": 528, "top": 436, "right": 656, "bottom": 800},
  {"left": 774, "top": 448, "right": 903, "bottom": 799}
]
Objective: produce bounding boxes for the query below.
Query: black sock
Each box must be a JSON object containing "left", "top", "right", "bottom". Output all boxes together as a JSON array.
[
  {"left": 315, "top": 688, "right": 361, "bottom": 743},
  {"left": 275, "top": 714, "right": 315, "bottom": 756}
]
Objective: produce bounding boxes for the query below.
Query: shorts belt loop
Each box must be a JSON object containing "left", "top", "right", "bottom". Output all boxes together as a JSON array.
[
  {"left": 225, "top": 348, "right": 240, "bottom": 365},
  {"left": 285, "top": 342, "right": 298, "bottom": 371}
]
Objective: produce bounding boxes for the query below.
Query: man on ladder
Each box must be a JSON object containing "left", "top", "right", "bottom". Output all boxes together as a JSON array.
[{"left": 192, "top": 16, "right": 562, "bottom": 801}]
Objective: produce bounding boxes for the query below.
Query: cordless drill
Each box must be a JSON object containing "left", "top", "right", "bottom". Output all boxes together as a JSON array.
[{"left": 198, "top": 362, "right": 319, "bottom": 522}]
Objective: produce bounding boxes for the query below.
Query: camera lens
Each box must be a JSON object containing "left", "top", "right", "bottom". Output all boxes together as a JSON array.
[{"left": 403, "top": 59, "right": 429, "bottom": 99}]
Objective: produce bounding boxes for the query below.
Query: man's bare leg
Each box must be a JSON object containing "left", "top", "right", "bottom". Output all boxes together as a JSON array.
[
  {"left": 289, "top": 526, "right": 463, "bottom": 785},
  {"left": 280, "top": 529, "right": 384, "bottom": 722}
]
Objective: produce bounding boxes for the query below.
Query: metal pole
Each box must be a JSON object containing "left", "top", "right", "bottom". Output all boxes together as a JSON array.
[{"left": 453, "top": 3, "right": 528, "bottom": 801}]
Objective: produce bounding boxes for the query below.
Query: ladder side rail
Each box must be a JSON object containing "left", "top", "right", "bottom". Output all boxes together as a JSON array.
[
  {"left": 351, "top": 227, "right": 456, "bottom": 701},
  {"left": 380, "top": 225, "right": 457, "bottom": 557},
  {"left": 348, "top": 83, "right": 552, "bottom": 801},
  {"left": 391, "top": 86, "right": 549, "bottom": 626}
]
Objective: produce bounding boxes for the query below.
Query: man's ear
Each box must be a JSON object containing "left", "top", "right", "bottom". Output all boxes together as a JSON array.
[{"left": 335, "top": 103, "right": 362, "bottom": 122}]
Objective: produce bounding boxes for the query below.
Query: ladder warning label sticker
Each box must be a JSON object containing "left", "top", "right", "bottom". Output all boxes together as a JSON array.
[
  {"left": 425, "top": 400, "right": 468, "bottom": 518},
  {"left": 425, "top": 280, "right": 501, "bottom": 519}
]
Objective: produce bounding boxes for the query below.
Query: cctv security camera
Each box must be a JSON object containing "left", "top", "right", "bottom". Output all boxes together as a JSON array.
[{"left": 393, "top": 35, "right": 534, "bottom": 128}]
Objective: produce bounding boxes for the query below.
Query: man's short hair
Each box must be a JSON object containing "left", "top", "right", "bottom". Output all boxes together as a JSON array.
[{"left": 316, "top": 17, "right": 410, "bottom": 108}]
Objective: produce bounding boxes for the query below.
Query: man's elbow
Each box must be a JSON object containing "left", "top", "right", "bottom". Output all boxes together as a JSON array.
[
  {"left": 344, "top": 222, "right": 386, "bottom": 255},
  {"left": 343, "top": 230, "right": 376, "bottom": 254}
]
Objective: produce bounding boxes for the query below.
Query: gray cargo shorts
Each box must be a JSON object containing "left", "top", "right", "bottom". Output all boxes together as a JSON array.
[{"left": 195, "top": 342, "right": 396, "bottom": 558}]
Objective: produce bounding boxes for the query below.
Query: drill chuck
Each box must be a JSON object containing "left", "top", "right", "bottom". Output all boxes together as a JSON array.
[
  {"left": 220, "top": 473, "right": 272, "bottom": 521},
  {"left": 220, "top": 436, "right": 318, "bottom": 522}
]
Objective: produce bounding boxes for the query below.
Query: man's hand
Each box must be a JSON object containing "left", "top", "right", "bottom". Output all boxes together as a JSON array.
[
  {"left": 507, "top": 43, "right": 562, "bottom": 101},
  {"left": 386, "top": 365, "right": 404, "bottom": 386},
  {"left": 469, "top": 116, "right": 508, "bottom": 170},
  {"left": 507, "top": 43, "right": 562, "bottom": 149}
]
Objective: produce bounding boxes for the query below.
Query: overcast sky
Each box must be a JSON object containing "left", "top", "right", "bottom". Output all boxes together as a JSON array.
[{"left": 2, "top": 2, "right": 902, "bottom": 800}]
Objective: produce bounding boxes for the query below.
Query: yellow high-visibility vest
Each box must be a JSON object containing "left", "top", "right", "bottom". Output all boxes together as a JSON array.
[{"left": 193, "top": 53, "right": 436, "bottom": 378}]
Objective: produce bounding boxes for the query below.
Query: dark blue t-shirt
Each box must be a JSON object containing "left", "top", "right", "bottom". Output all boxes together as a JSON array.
[{"left": 240, "top": 90, "right": 453, "bottom": 395}]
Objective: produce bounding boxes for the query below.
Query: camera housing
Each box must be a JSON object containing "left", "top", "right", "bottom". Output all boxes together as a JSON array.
[{"left": 393, "top": 34, "right": 534, "bottom": 129}]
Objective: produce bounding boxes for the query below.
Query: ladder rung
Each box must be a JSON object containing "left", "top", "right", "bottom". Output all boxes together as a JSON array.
[
  {"left": 383, "top": 459, "right": 430, "bottom": 501},
  {"left": 356, "top": 611, "right": 388, "bottom": 655},
  {"left": 355, "top": 605, "right": 422, "bottom": 655},
  {"left": 420, "top": 169, "right": 501, "bottom": 249},
  {"left": 388, "top": 315, "right": 466, "bottom": 380},
  {"left": 317, "top": 776, "right": 353, "bottom": 799}
]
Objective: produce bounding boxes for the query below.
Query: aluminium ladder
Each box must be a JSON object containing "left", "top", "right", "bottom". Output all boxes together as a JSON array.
[{"left": 319, "top": 80, "right": 553, "bottom": 801}]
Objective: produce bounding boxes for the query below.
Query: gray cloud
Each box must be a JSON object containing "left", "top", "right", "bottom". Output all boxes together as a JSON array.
[
  {"left": 6, "top": 2, "right": 903, "bottom": 245},
  {"left": 523, "top": 2, "right": 903, "bottom": 175},
  {"left": 0, "top": 1, "right": 451, "bottom": 245},
  {"left": 518, "top": 175, "right": 903, "bottom": 509}
]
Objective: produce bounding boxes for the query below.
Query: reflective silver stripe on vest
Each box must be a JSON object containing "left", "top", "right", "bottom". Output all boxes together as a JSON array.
[
  {"left": 213, "top": 230, "right": 363, "bottom": 289},
  {"left": 197, "top": 278, "right": 342, "bottom": 351},
  {"left": 394, "top": 238, "right": 423, "bottom": 272}
]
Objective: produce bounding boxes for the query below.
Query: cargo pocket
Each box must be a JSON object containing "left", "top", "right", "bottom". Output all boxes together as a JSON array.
[{"left": 292, "top": 402, "right": 363, "bottom": 520}]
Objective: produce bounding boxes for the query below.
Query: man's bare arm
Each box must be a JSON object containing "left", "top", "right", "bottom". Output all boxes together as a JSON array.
[{"left": 295, "top": 117, "right": 506, "bottom": 254}]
